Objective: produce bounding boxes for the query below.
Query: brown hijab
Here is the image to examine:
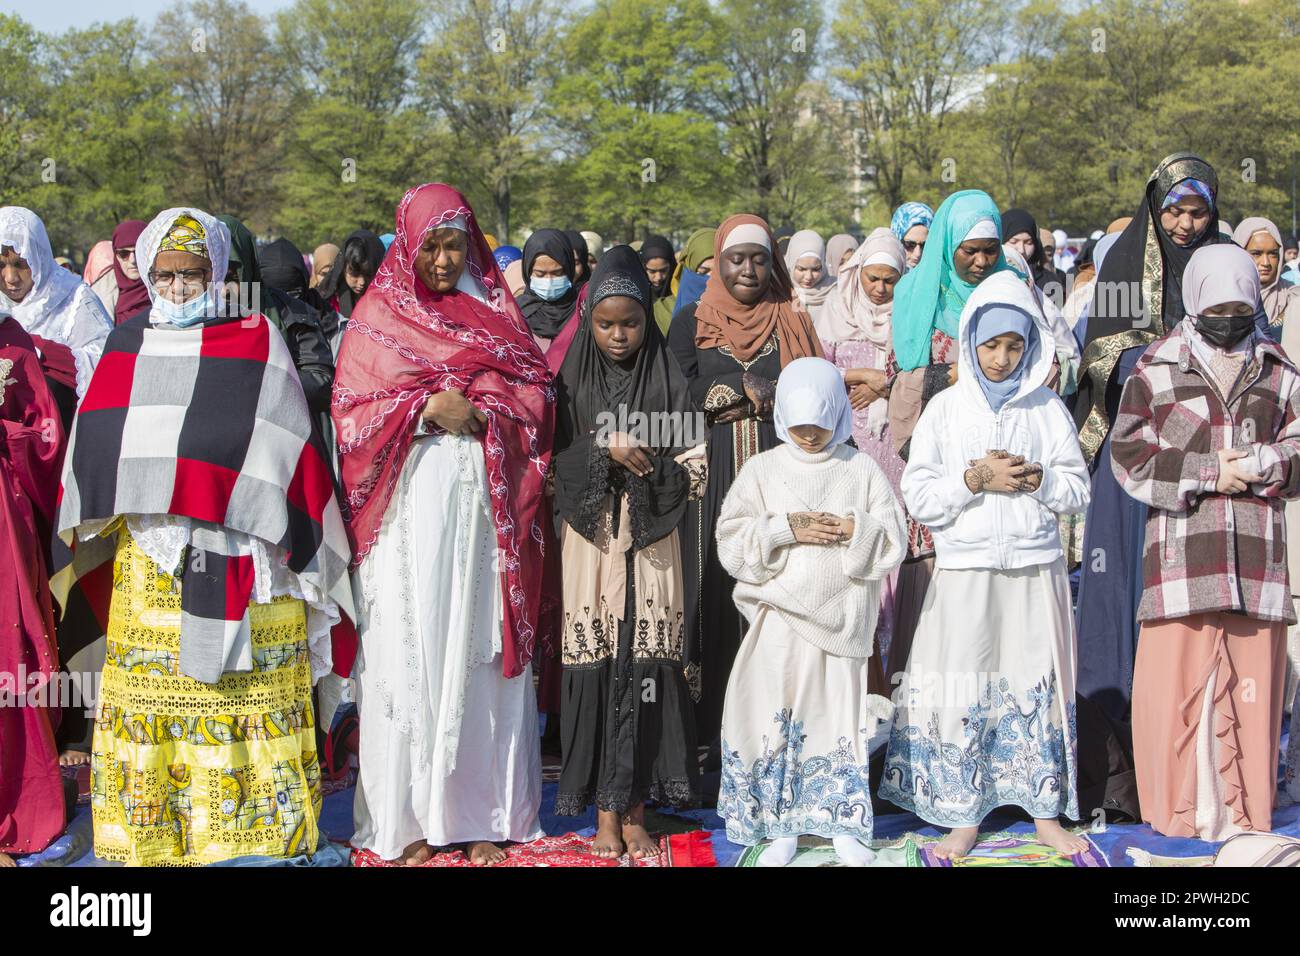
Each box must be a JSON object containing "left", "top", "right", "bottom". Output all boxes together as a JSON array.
[{"left": 694, "top": 213, "right": 823, "bottom": 366}]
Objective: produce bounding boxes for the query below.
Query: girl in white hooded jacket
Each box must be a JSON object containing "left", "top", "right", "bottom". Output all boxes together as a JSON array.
[{"left": 879, "top": 270, "right": 1090, "bottom": 861}]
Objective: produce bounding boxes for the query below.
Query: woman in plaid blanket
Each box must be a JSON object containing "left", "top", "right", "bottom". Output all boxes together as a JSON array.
[{"left": 1112, "top": 243, "right": 1300, "bottom": 840}]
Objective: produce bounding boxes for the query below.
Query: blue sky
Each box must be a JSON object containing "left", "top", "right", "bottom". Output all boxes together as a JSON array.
[{"left": 1, "top": 0, "right": 294, "bottom": 33}]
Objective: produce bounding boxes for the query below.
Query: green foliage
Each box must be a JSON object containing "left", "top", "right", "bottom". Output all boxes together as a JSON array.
[{"left": 9, "top": 0, "right": 1300, "bottom": 259}]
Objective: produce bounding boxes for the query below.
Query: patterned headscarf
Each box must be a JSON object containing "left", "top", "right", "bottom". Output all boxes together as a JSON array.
[
  {"left": 155, "top": 215, "right": 209, "bottom": 258},
  {"left": 1161, "top": 180, "right": 1214, "bottom": 209},
  {"left": 890, "top": 202, "right": 934, "bottom": 243}
]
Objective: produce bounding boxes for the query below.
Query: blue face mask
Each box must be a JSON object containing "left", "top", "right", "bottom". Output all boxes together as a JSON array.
[
  {"left": 154, "top": 288, "right": 215, "bottom": 327},
  {"left": 529, "top": 275, "right": 571, "bottom": 301}
]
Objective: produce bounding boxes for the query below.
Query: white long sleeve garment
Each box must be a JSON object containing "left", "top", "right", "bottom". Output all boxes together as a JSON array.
[
  {"left": 900, "top": 272, "right": 1090, "bottom": 572},
  {"left": 715, "top": 441, "right": 906, "bottom": 658}
]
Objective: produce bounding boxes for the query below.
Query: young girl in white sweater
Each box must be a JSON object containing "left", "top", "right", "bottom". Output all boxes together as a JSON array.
[
  {"left": 715, "top": 356, "right": 907, "bottom": 866},
  {"left": 879, "top": 270, "right": 1090, "bottom": 860}
]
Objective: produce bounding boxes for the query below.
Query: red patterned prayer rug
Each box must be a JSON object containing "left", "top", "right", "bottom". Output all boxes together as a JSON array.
[{"left": 350, "top": 830, "right": 717, "bottom": 868}]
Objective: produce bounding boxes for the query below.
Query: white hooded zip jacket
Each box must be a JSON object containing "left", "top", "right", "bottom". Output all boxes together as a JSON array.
[{"left": 900, "top": 270, "right": 1090, "bottom": 571}]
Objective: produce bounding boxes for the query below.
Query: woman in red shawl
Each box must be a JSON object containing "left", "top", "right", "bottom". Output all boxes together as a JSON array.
[
  {"left": 0, "top": 307, "right": 66, "bottom": 865},
  {"left": 333, "top": 183, "right": 556, "bottom": 866}
]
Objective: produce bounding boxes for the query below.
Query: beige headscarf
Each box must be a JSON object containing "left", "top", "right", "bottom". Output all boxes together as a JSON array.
[
  {"left": 785, "top": 229, "right": 835, "bottom": 314},
  {"left": 1232, "top": 216, "right": 1299, "bottom": 324},
  {"left": 818, "top": 228, "right": 906, "bottom": 437}
]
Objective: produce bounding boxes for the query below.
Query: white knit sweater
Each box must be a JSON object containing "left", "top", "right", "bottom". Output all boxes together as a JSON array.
[{"left": 716, "top": 442, "right": 907, "bottom": 658}]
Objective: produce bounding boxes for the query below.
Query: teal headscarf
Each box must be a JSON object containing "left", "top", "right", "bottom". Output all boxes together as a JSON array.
[{"left": 891, "top": 189, "right": 1008, "bottom": 372}]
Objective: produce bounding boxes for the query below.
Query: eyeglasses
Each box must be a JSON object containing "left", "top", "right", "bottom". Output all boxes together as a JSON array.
[
  {"left": 115, "top": 248, "right": 135, "bottom": 260},
  {"left": 148, "top": 268, "right": 210, "bottom": 290},
  {"left": 903, "top": 240, "right": 925, "bottom": 253}
]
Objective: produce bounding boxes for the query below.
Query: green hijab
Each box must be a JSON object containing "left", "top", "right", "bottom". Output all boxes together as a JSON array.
[{"left": 891, "top": 190, "right": 1009, "bottom": 372}]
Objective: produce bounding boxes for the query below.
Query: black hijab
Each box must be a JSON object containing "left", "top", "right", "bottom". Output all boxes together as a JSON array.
[
  {"left": 553, "top": 245, "right": 695, "bottom": 551},
  {"left": 565, "top": 229, "right": 591, "bottom": 285},
  {"left": 1001, "top": 207, "right": 1056, "bottom": 288},
  {"left": 516, "top": 228, "right": 578, "bottom": 339},
  {"left": 639, "top": 234, "right": 675, "bottom": 299},
  {"left": 1075, "top": 152, "right": 1229, "bottom": 459},
  {"left": 259, "top": 237, "right": 309, "bottom": 298},
  {"left": 317, "top": 229, "right": 385, "bottom": 318}
]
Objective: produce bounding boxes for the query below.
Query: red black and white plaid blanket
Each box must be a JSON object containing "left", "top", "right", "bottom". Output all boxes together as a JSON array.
[{"left": 52, "top": 312, "right": 354, "bottom": 683}]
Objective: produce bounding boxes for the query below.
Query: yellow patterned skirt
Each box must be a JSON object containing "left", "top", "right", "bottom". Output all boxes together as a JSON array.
[{"left": 91, "top": 528, "right": 322, "bottom": 866}]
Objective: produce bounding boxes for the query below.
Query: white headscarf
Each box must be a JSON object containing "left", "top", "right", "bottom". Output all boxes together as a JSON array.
[
  {"left": 0, "top": 206, "right": 113, "bottom": 396},
  {"left": 817, "top": 228, "right": 906, "bottom": 438},
  {"left": 774, "top": 356, "right": 854, "bottom": 448},
  {"left": 819, "top": 228, "right": 904, "bottom": 348}
]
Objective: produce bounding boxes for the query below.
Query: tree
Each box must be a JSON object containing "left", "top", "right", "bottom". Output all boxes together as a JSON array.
[
  {"left": 0, "top": 15, "right": 45, "bottom": 207},
  {"left": 34, "top": 21, "right": 178, "bottom": 253},
  {"left": 831, "top": 0, "right": 1006, "bottom": 212},
  {"left": 151, "top": 0, "right": 291, "bottom": 225},
  {"left": 416, "top": 0, "right": 563, "bottom": 241},
  {"left": 547, "top": 0, "right": 730, "bottom": 240},
  {"left": 704, "top": 0, "right": 826, "bottom": 223},
  {"left": 273, "top": 0, "right": 437, "bottom": 244}
]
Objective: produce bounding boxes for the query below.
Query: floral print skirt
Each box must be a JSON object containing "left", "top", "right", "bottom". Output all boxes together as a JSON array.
[
  {"left": 718, "top": 607, "right": 893, "bottom": 846},
  {"left": 880, "top": 561, "right": 1079, "bottom": 828}
]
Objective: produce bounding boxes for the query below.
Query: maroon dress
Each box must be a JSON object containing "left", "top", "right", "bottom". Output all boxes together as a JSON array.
[{"left": 0, "top": 317, "right": 66, "bottom": 857}]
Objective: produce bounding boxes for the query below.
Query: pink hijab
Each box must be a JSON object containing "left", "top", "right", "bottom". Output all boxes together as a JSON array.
[{"left": 82, "top": 240, "right": 114, "bottom": 285}]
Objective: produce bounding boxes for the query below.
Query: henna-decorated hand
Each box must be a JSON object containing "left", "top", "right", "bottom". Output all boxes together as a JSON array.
[{"left": 787, "top": 511, "right": 845, "bottom": 544}]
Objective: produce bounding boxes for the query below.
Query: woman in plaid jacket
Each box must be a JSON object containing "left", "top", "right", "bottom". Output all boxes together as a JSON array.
[{"left": 1111, "top": 243, "right": 1300, "bottom": 840}]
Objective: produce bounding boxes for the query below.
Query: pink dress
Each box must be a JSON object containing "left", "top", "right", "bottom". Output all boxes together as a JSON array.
[{"left": 823, "top": 337, "right": 905, "bottom": 660}]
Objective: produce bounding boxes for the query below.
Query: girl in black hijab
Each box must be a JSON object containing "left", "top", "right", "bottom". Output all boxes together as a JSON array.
[
  {"left": 317, "top": 229, "right": 385, "bottom": 320},
  {"left": 552, "top": 244, "right": 702, "bottom": 859},
  {"left": 639, "top": 234, "right": 675, "bottom": 301},
  {"left": 1001, "top": 208, "right": 1057, "bottom": 291},
  {"left": 516, "top": 228, "right": 580, "bottom": 345}
]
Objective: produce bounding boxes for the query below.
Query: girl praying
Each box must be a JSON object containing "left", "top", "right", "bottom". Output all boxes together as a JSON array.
[
  {"left": 715, "top": 356, "right": 906, "bottom": 867},
  {"left": 880, "top": 271, "right": 1091, "bottom": 861},
  {"left": 551, "top": 245, "right": 703, "bottom": 859}
]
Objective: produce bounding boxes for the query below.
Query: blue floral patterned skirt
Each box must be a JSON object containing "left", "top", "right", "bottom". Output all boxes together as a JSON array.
[{"left": 718, "top": 607, "right": 893, "bottom": 845}]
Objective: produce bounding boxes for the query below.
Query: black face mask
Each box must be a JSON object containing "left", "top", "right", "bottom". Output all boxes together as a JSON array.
[{"left": 1194, "top": 313, "right": 1256, "bottom": 349}]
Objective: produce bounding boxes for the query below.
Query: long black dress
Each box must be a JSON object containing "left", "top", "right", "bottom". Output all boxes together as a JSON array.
[
  {"left": 667, "top": 302, "right": 781, "bottom": 754},
  {"left": 552, "top": 245, "right": 701, "bottom": 815}
]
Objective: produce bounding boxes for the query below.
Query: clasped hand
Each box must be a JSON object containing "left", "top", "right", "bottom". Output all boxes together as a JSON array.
[
  {"left": 965, "top": 449, "right": 1042, "bottom": 494},
  {"left": 787, "top": 511, "right": 855, "bottom": 544}
]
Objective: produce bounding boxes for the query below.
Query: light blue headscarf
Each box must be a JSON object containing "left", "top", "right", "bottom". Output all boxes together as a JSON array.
[
  {"left": 968, "top": 303, "right": 1038, "bottom": 413},
  {"left": 890, "top": 202, "right": 934, "bottom": 243},
  {"left": 891, "top": 190, "right": 1010, "bottom": 372},
  {"left": 773, "top": 356, "right": 854, "bottom": 447},
  {"left": 379, "top": 233, "right": 396, "bottom": 251}
]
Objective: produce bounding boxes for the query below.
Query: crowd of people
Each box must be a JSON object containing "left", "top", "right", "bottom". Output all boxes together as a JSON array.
[{"left": 2, "top": 148, "right": 1300, "bottom": 868}]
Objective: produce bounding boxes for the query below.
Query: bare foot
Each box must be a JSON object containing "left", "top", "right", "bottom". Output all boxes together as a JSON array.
[
  {"left": 591, "top": 810, "right": 625, "bottom": 860},
  {"left": 400, "top": 839, "right": 433, "bottom": 866},
  {"left": 0, "top": 852, "right": 15, "bottom": 868},
  {"left": 621, "top": 803, "right": 655, "bottom": 860},
  {"left": 467, "top": 840, "right": 508, "bottom": 866},
  {"left": 59, "top": 750, "right": 90, "bottom": 768},
  {"left": 1034, "top": 818, "right": 1089, "bottom": 857},
  {"left": 933, "top": 826, "right": 979, "bottom": 861}
]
